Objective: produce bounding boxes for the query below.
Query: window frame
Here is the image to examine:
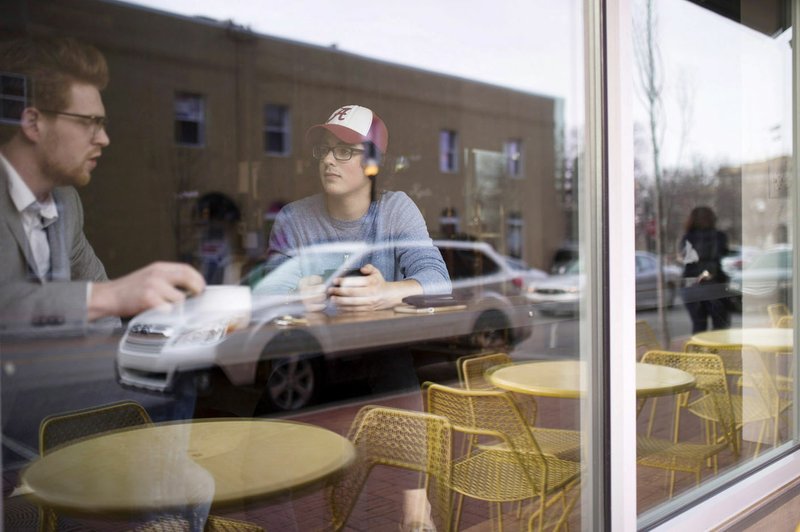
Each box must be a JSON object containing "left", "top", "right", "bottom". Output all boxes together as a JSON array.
[
  {"left": 604, "top": 0, "right": 800, "bottom": 529},
  {"left": 439, "top": 129, "right": 459, "bottom": 173},
  {"left": 0, "top": 72, "right": 27, "bottom": 125},
  {"left": 263, "top": 103, "right": 291, "bottom": 156},
  {"left": 504, "top": 138, "right": 523, "bottom": 178},
  {"left": 174, "top": 92, "right": 206, "bottom": 147}
]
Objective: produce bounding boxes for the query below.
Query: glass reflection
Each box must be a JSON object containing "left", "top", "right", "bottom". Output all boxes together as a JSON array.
[
  {"left": 632, "top": 0, "right": 794, "bottom": 519},
  {"left": 1, "top": 1, "right": 589, "bottom": 530}
]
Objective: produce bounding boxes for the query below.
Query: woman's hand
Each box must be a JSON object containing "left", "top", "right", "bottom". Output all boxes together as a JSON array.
[{"left": 328, "top": 264, "right": 422, "bottom": 312}]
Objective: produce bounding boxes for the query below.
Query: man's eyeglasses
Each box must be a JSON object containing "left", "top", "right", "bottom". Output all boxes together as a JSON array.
[
  {"left": 312, "top": 145, "right": 364, "bottom": 162},
  {"left": 38, "top": 109, "right": 109, "bottom": 137}
]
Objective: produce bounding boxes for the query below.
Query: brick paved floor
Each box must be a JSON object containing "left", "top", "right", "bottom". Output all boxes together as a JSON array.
[{"left": 3, "top": 342, "right": 791, "bottom": 531}]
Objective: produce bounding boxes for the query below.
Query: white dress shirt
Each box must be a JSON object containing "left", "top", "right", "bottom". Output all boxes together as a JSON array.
[{"left": 0, "top": 153, "right": 58, "bottom": 278}]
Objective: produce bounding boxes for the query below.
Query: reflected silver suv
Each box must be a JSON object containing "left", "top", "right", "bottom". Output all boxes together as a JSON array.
[{"left": 116, "top": 240, "right": 535, "bottom": 413}]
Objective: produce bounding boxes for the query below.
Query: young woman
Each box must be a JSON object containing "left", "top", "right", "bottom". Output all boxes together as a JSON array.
[{"left": 678, "top": 205, "right": 731, "bottom": 332}]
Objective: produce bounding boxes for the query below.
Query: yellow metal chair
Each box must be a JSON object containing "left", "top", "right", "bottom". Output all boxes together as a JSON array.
[
  {"left": 460, "top": 353, "right": 581, "bottom": 462},
  {"left": 647, "top": 347, "right": 787, "bottom": 458},
  {"left": 636, "top": 320, "right": 662, "bottom": 359},
  {"left": 38, "top": 401, "right": 264, "bottom": 532},
  {"left": 327, "top": 405, "right": 452, "bottom": 532},
  {"left": 133, "top": 515, "right": 265, "bottom": 532},
  {"left": 39, "top": 400, "right": 152, "bottom": 455},
  {"left": 641, "top": 350, "right": 736, "bottom": 451},
  {"left": 639, "top": 350, "right": 731, "bottom": 496},
  {"left": 426, "top": 383, "right": 581, "bottom": 532},
  {"left": 684, "top": 341, "right": 743, "bottom": 377},
  {"left": 737, "top": 346, "right": 793, "bottom": 455},
  {"left": 768, "top": 303, "right": 791, "bottom": 327},
  {"left": 636, "top": 435, "right": 728, "bottom": 498},
  {"left": 636, "top": 320, "right": 664, "bottom": 435},
  {"left": 460, "top": 352, "right": 513, "bottom": 390}
]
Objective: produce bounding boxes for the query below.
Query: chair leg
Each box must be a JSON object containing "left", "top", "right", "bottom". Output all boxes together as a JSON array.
[
  {"left": 754, "top": 420, "right": 768, "bottom": 457},
  {"left": 668, "top": 470, "right": 676, "bottom": 499},
  {"left": 38, "top": 507, "right": 57, "bottom": 532},
  {"left": 488, "top": 501, "right": 503, "bottom": 532},
  {"left": 646, "top": 397, "right": 659, "bottom": 437},
  {"left": 672, "top": 395, "right": 685, "bottom": 444},
  {"left": 773, "top": 414, "right": 781, "bottom": 449},
  {"left": 526, "top": 495, "right": 546, "bottom": 532},
  {"left": 553, "top": 485, "right": 580, "bottom": 532},
  {"left": 453, "top": 492, "right": 465, "bottom": 532}
]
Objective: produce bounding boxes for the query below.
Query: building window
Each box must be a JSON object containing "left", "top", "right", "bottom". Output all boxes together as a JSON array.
[
  {"left": 0, "top": 73, "right": 26, "bottom": 124},
  {"left": 506, "top": 211, "right": 523, "bottom": 259},
  {"left": 504, "top": 139, "right": 523, "bottom": 178},
  {"left": 264, "top": 104, "right": 291, "bottom": 156},
  {"left": 174, "top": 92, "right": 205, "bottom": 146},
  {"left": 439, "top": 129, "right": 459, "bottom": 173}
]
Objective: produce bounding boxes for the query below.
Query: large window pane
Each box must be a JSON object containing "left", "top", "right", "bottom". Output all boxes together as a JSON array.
[
  {"left": 0, "top": 1, "right": 593, "bottom": 530},
  {"left": 632, "top": 0, "right": 795, "bottom": 521}
]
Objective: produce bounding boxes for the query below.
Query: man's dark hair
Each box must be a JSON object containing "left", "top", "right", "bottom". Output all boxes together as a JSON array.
[{"left": 1, "top": 36, "right": 108, "bottom": 112}]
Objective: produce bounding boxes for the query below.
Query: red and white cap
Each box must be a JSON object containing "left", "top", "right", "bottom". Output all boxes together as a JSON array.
[{"left": 306, "top": 105, "right": 389, "bottom": 153}]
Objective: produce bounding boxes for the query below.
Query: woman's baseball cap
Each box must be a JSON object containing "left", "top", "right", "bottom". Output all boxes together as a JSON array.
[{"left": 305, "top": 105, "right": 389, "bottom": 153}]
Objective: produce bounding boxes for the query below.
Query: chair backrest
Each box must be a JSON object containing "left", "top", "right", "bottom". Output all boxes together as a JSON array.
[
  {"left": 39, "top": 400, "right": 152, "bottom": 455},
  {"left": 739, "top": 345, "right": 781, "bottom": 414},
  {"left": 641, "top": 350, "right": 735, "bottom": 431},
  {"left": 426, "top": 383, "right": 543, "bottom": 464},
  {"left": 768, "top": 303, "right": 791, "bottom": 327},
  {"left": 684, "top": 341, "right": 743, "bottom": 376},
  {"left": 328, "top": 406, "right": 452, "bottom": 532},
  {"left": 460, "top": 352, "right": 512, "bottom": 390},
  {"left": 636, "top": 320, "right": 662, "bottom": 359}
]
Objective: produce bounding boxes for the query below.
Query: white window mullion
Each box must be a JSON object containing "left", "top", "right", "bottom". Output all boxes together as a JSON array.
[{"left": 602, "top": 0, "right": 638, "bottom": 529}]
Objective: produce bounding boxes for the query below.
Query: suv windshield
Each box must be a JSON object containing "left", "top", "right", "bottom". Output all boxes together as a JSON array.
[{"left": 246, "top": 251, "right": 353, "bottom": 294}]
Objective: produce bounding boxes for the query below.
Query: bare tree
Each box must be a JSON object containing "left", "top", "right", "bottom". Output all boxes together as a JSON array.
[{"left": 634, "top": 0, "right": 671, "bottom": 345}]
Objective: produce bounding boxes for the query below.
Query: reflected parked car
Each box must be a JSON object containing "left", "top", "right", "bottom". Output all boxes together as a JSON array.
[
  {"left": 721, "top": 245, "right": 760, "bottom": 278},
  {"left": 728, "top": 244, "right": 792, "bottom": 312},
  {"left": 502, "top": 255, "right": 549, "bottom": 292},
  {"left": 550, "top": 243, "right": 579, "bottom": 274},
  {"left": 527, "top": 251, "right": 682, "bottom": 316},
  {"left": 116, "top": 240, "right": 536, "bottom": 413}
]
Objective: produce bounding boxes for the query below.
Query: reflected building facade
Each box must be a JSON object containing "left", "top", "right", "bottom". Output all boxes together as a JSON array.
[{"left": 1, "top": 0, "right": 566, "bottom": 278}]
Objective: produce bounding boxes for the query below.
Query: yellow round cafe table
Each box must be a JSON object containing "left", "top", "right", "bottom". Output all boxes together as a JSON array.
[
  {"left": 21, "top": 419, "right": 355, "bottom": 516},
  {"left": 487, "top": 360, "right": 695, "bottom": 399},
  {"left": 690, "top": 327, "right": 793, "bottom": 352}
]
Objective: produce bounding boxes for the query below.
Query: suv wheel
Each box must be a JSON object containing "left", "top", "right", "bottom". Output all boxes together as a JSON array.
[
  {"left": 255, "top": 356, "right": 320, "bottom": 413},
  {"left": 470, "top": 311, "right": 511, "bottom": 349}
]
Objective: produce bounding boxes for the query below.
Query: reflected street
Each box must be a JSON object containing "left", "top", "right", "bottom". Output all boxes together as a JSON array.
[{"left": 2, "top": 298, "right": 742, "bottom": 470}]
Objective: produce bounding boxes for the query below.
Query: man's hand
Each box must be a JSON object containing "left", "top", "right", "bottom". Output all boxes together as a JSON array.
[
  {"left": 88, "top": 262, "right": 206, "bottom": 320},
  {"left": 328, "top": 264, "right": 422, "bottom": 312}
]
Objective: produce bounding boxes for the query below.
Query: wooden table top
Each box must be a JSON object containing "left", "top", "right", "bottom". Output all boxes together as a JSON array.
[
  {"left": 690, "top": 327, "right": 793, "bottom": 352},
  {"left": 487, "top": 360, "right": 695, "bottom": 399},
  {"left": 21, "top": 419, "right": 355, "bottom": 515}
]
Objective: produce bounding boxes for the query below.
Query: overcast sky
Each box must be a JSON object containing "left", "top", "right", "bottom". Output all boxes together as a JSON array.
[{"left": 122, "top": 0, "right": 792, "bottom": 169}]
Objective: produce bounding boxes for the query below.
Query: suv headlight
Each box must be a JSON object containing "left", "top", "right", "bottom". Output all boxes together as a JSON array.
[
  {"left": 172, "top": 323, "right": 228, "bottom": 347},
  {"left": 171, "top": 318, "right": 245, "bottom": 347}
]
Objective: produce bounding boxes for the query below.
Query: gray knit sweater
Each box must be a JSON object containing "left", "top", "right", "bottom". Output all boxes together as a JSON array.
[{"left": 265, "top": 191, "right": 451, "bottom": 294}]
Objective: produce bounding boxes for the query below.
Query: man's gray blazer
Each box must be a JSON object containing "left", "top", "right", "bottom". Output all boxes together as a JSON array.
[{"left": 0, "top": 164, "right": 110, "bottom": 334}]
